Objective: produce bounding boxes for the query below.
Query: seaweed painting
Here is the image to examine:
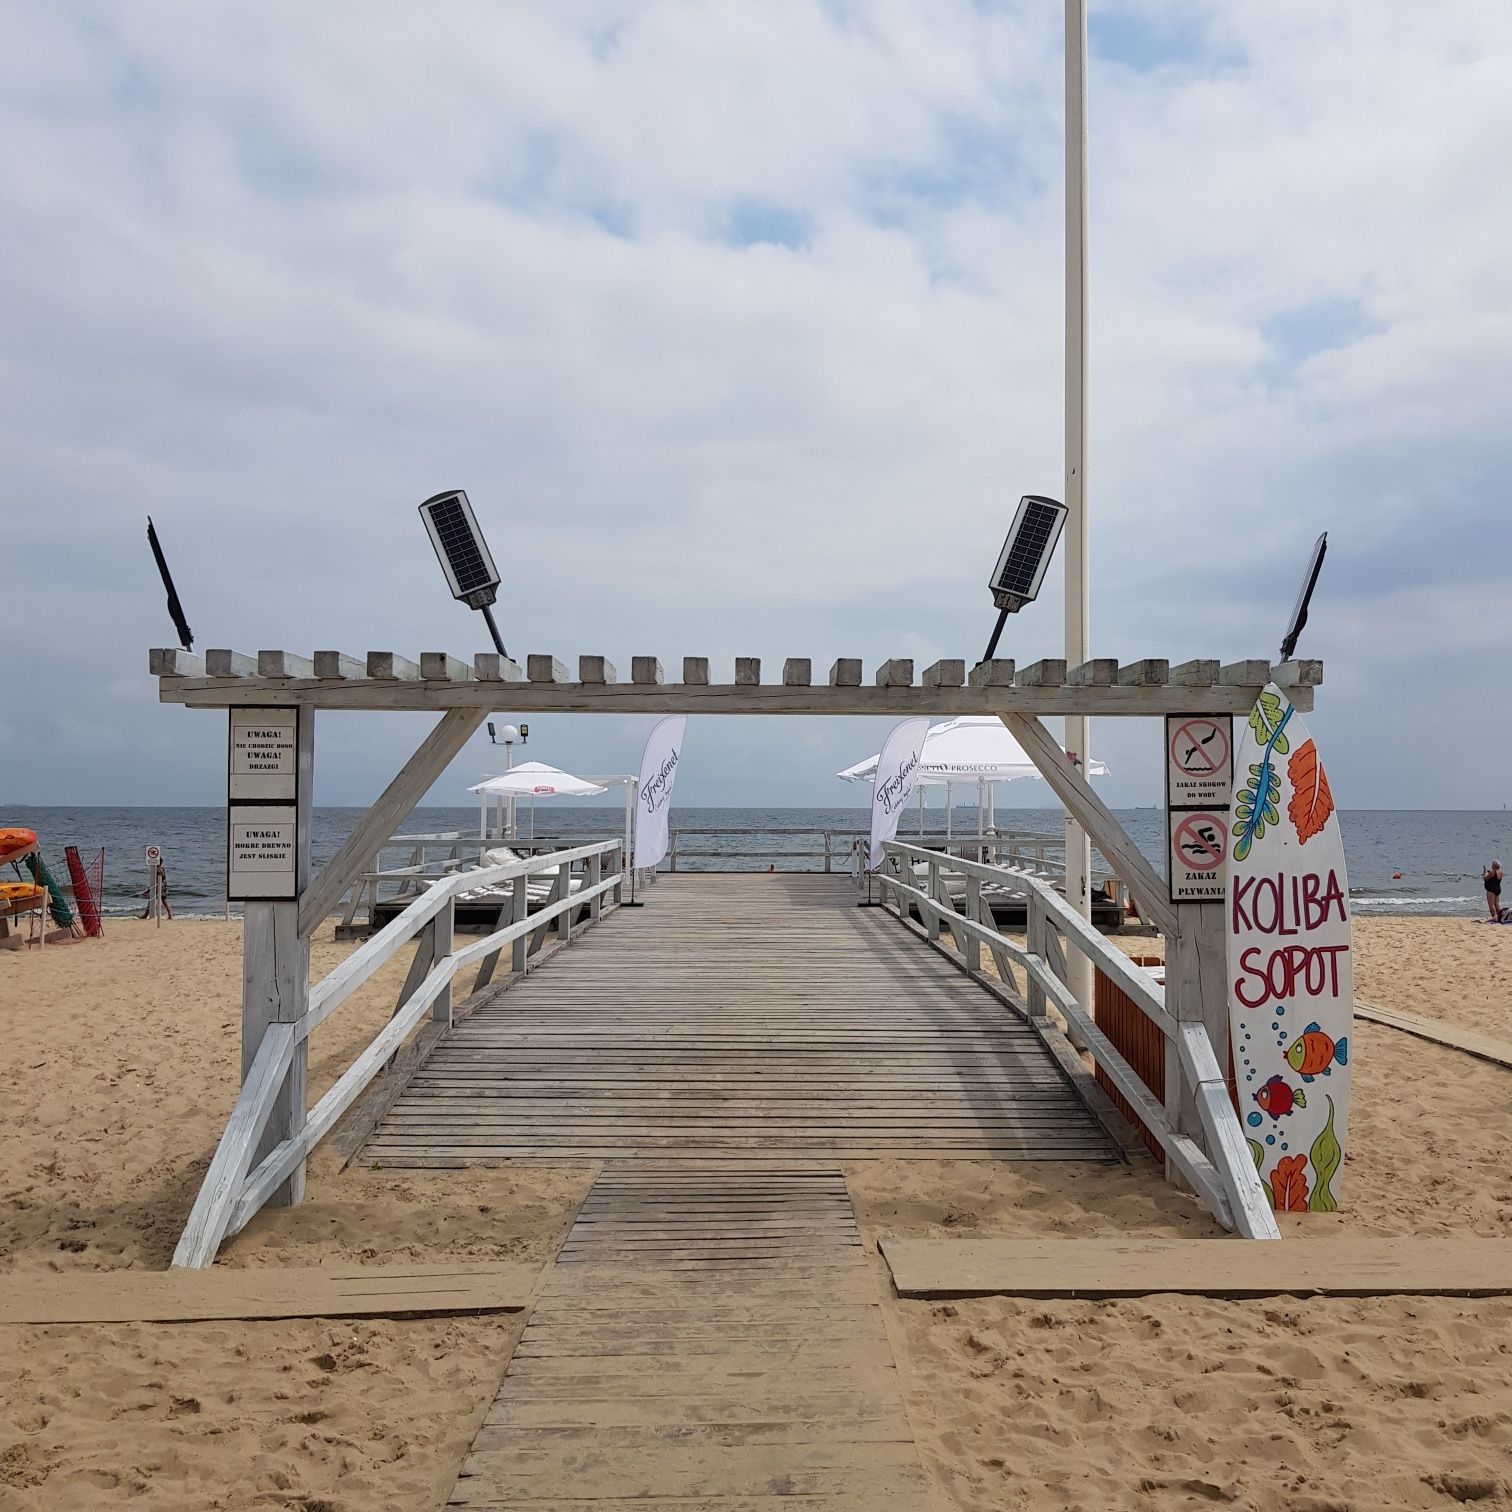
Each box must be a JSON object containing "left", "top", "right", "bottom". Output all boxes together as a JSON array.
[
  {"left": 1287, "top": 739, "right": 1335, "bottom": 844},
  {"left": 1307, "top": 1096, "right": 1342, "bottom": 1211},
  {"left": 1232, "top": 690, "right": 1293, "bottom": 862}
]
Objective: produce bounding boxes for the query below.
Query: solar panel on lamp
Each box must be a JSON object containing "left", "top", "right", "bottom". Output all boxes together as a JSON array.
[
  {"left": 419, "top": 490, "right": 501, "bottom": 610},
  {"left": 989, "top": 495, "right": 1067, "bottom": 612}
]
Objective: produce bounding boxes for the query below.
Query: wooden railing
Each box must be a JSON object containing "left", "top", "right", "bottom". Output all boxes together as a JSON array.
[
  {"left": 173, "top": 839, "right": 626, "bottom": 1269},
  {"left": 877, "top": 840, "right": 1278, "bottom": 1240}
]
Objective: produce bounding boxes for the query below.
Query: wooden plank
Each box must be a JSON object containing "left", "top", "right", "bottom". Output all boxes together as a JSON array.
[
  {"left": 367, "top": 651, "right": 420, "bottom": 680},
  {"left": 879, "top": 1237, "right": 1512, "bottom": 1299},
  {"left": 421, "top": 652, "right": 473, "bottom": 681},
  {"left": 1273, "top": 658, "right": 1324, "bottom": 687},
  {"left": 205, "top": 648, "right": 257, "bottom": 677},
  {"left": 783, "top": 658, "right": 812, "bottom": 687},
  {"left": 968, "top": 658, "right": 1014, "bottom": 687},
  {"left": 313, "top": 650, "right": 364, "bottom": 679},
  {"left": 735, "top": 657, "right": 761, "bottom": 685},
  {"left": 874, "top": 658, "right": 913, "bottom": 688},
  {"left": 1015, "top": 658, "right": 1066, "bottom": 686},
  {"left": 682, "top": 656, "right": 709, "bottom": 686},
  {"left": 1220, "top": 658, "right": 1271, "bottom": 685},
  {"left": 297, "top": 708, "right": 490, "bottom": 937},
  {"left": 1170, "top": 658, "right": 1220, "bottom": 686},
  {"left": 473, "top": 653, "right": 522, "bottom": 682},
  {"left": 1067, "top": 658, "right": 1117, "bottom": 687},
  {"left": 1117, "top": 658, "right": 1169, "bottom": 687},
  {"left": 578, "top": 655, "right": 617, "bottom": 684},
  {"left": 923, "top": 658, "right": 965, "bottom": 688},
  {"left": 258, "top": 650, "right": 314, "bottom": 678},
  {"left": 528, "top": 654, "right": 570, "bottom": 683},
  {"left": 148, "top": 648, "right": 205, "bottom": 677},
  {"left": 1, "top": 1263, "right": 537, "bottom": 1324},
  {"left": 1355, "top": 998, "right": 1512, "bottom": 1069},
  {"left": 828, "top": 658, "right": 862, "bottom": 687},
  {"left": 632, "top": 656, "right": 664, "bottom": 685}
]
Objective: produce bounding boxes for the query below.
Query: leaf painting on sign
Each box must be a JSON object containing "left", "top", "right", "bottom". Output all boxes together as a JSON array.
[{"left": 1228, "top": 684, "right": 1353, "bottom": 1212}]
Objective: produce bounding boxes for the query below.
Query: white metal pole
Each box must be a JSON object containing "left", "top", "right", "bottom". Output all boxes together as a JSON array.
[
  {"left": 505, "top": 738, "right": 516, "bottom": 840},
  {"left": 1064, "top": 0, "right": 1094, "bottom": 1012}
]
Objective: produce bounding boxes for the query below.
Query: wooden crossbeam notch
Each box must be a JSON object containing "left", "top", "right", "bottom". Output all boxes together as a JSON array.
[
  {"left": 1220, "top": 659, "right": 1271, "bottom": 685},
  {"left": 924, "top": 659, "right": 965, "bottom": 688},
  {"left": 578, "top": 656, "right": 617, "bottom": 684},
  {"left": 633, "top": 657, "right": 664, "bottom": 685},
  {"left": 969, "top": 659, "right": 1015, "bottom": 687},
  {"left": 682, "top": 657, "right": 709, "bottom": 686},
  {"left": 149, "top": 649, "right": 206, "bottom": 677},
  {"left": 783, "top": 658, "right": 812, "bottom": 686},
  {"left": 735, "top": 657, "right": 761, "bottom": 685},
  {"left": 1016, "top": 659, "right": 1066, "bottom": 687},
  {"left": 829, "top": 658, "right": 862, "bottom": 686},
  {"left": 1118, "top": 659, "right": 1169, "bottom": 687},
  {"left": 1171, "top": 659, "right": 1220, "bottom": 686},
  {"left": 876, "top": 658, "right": 913, "bottom": 687},
  {"left": 1274, "top": 659, "right": 1323, "bottom": 686},
  {"left": 206, "top": 649, "right": 256, "bottom": 677},
  {"left": 528, "top": 655, "right": 569, "bottom": 683},
  {"left": 473, "top": 653, "right": 522, "bottom": 682},
  {"left": 1068, "top": 659, "right": 1117, "bottom": 687},
  {"left": 313, "top": 651, "right": 364, "bottom": 679}
]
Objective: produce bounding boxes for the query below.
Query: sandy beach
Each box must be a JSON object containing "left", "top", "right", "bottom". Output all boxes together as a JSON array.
[{"left": 2, "top": 914, "right": 1509, "bottom": 1509}]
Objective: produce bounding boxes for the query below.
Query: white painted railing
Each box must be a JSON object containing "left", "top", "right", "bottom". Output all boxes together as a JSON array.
[
  {"left": 173, "top": 839, "right": 626, "bottom": 1269},
  {"left": 878, "top": 840, "right": 1278, "bottom": 1240}
]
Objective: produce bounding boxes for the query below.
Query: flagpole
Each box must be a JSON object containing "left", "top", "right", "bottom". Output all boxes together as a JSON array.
[{"left": 1064, "top": 0, "right": 1095, "bottom": 1012}]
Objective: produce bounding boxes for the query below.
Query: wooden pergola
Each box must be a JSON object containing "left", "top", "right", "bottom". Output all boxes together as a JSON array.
[{"left": 157, "top": 646, "right": 1317, "bottom": 1260}]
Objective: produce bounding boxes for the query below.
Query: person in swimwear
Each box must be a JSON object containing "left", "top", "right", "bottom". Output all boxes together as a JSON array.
[{"left": 1484, "top": 860, "right": 1503, "bottom": 921}]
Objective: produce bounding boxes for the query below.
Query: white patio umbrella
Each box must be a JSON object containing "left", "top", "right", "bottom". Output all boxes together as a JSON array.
[
  {"left": 837, "top": 717, "right": 1109, "bottom": 839},
  {"left": 469, "top": 761, "right": 608, "bottom": 841}
]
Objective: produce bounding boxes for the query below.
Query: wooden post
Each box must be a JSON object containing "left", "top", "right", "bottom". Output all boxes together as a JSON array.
[
  {"left": 557, "top": 861, "right": 573, "bottom": 942},
  {"left": 964, "top": 875, "right": 982, "bottom": 971},
  {"left": 1025, "top": 898, "right": 1048, "bottom": 1019},
  {"left": 510, "top": 874, "right": 529, "bottom": 974},
  {"left": 1166, "top": 904, "right": 1228, "bottom": 1160},
  {"left": 432, "top": 895, "right": 454, "bottom": 1025},
  {"left": 588, "top": 851, "right": 602, "bottom": 922},
  {"left": 242, "top": 709, "right": 313, "bottom": 1208},
  {"left": 823, "top": 831, "right": 832, "bottom": 873}
]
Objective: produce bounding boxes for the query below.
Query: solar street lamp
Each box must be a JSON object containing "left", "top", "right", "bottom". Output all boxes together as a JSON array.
[
  {"left": 418, "top": 489, "right": 508, "bottom": 658},
  {"left": 1278, "top": 531, "right": 1328, "bottom": 661},
  {"left": 980, "top": 494, "right": 1069, "bottom": 663}
]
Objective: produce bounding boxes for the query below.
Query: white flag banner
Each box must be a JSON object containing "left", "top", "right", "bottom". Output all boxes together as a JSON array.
[
  {"left": 633, "top": 715, "right": 687, "bottom": 871},
  {"left": 868, "top": 717, "right": 930, "bottom": 869}
]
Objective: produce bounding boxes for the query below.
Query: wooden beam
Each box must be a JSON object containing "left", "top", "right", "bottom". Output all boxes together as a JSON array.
[
  {"left": 206, "top": 649, "right": 256, "bottom": 677},
  {"left": 968, "top": 659, "right": 1014, "bottom": 687},
  {"left": 528, "top": 654, "right": 569, "bottom": 683},
  {"left": 297, "top": 707, "right": 490, "bottom": 938},
  {"left": 1170, "top": 658, "right": 1219, "bottom": 686},
  {"left": 171, "top": 1023, "right": 296, "bottom": 1268},
  {"left": 1015, "top": 659, "right": 1066, "bottom": 687},
  {"left": 923, "top": 659, "right": 965, "bottom": 688},
  {"left": 473, "top": 653, "right": 521, "bottom": 682},
  {"left": 735, "top": 657, "right": 761, "bottom": 685},
  {"left": 1068, "top": 658, "right": 1117, "bottom": 687},
  {"left": 1274, "top": 658, "right": 1323, "bottom": 687},
  {"left": 313, "top": 651, "right": 364, "bottom": 679},
  {"left": 783, "top": 658, "right": 812, "bottom": 687},
  {"left": 149, "top": 648, "right": 205, "bottom": 677},
  {"left": 368, "top": 652, "right": 420, "bottom": 680},
  {"left": 578, "top": 656, "right": 617, "bottom": 685},
  {"left": 633, "top": 657, "right": 664, "bottom": 685},
  {"left": 1220, "top": 659, "right": 1270, "bottom": 685},
  {"left": 875, "top": 658, "right": 913, "bottom": 688},
  {"left": 421, "top": 652, "right": 472, "bottom": 681},
  {"left": 681, "top": 657, "right": 708, "bottom": 686},
  {"left": 1117, "top": 659, "right": 1168, "bottom": 687},
  {"left": 1000, "top": 713, "right": 1178, "bottom": 937},
  {"left": 879, "top": 1238, "right": 1512, "bottom": 1298},
  {"left": 828, "top": 658, "right": 862, "bottom": 687},
  {"left": 258, "top": 651, "right": 314, "bottom": 678}
]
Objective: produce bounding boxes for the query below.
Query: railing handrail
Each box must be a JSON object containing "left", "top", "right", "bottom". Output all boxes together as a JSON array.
[{"left": 877, "top": 841, "right": 1277, "bottom": 1242}]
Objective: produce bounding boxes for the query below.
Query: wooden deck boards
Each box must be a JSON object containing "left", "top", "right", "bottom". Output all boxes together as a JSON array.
[
  {"left": 445, "top": 1167, "right": 929, "bottom": 1511},
  {"left": 363, "top": 874, "right": 1113, "bottom": 1165}
]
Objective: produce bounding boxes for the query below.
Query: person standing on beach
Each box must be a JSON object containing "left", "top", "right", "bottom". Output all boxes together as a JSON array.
[{"left": 1484, "top": 860, "right": 1503, "bottom": 921}]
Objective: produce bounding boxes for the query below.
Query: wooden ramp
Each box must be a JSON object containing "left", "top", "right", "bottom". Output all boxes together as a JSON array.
[
  {"left": 446, "top": 1166, "right": 930, "bottom": 1510},
  {"left": 364, "top": 873, "right": 1114, "bottom": 1165}
]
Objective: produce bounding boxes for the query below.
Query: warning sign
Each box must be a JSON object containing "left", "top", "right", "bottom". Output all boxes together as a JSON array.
[
  {"left": 229, "top": 709, "right": 300, "bottom": 802},
  {"left": 1169, "top": 809, "right": 1228, "bottom": 902},
  {"left": 1166, "top": 715, "right": 1234, "bottom": 809},
  {"left": 227, "top": 804, "right": 298, "bottom": 901}
]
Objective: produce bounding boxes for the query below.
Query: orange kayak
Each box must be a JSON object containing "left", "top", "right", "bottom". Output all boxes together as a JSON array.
[
  {"left": 0, "top": 880, "right": 45, "bottom": 912},
  {"left": 0, "top": 827, "right": 38, "bottom": 867}
]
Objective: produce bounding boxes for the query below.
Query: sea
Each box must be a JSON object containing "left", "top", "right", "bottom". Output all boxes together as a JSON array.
[{"left": 9, "top": 806, "right": 1506, "bottom": 919}]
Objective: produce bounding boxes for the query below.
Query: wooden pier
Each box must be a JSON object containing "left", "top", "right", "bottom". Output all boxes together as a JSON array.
[{"left": 362, "top": 874, "right": 1116, "bottom": 1166}]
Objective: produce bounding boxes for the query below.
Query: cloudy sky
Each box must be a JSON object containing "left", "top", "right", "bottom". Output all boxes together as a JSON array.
[{"left": 4, "top": 1, "right": 1509, "bottom": 813}]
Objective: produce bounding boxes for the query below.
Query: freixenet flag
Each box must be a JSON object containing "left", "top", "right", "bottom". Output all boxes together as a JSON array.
[
  {"left": 868, "top": 717, "right": 930, "bottom": 869},
  {"left": 633, "top": 715, "right": 687, "bottom": 871}
]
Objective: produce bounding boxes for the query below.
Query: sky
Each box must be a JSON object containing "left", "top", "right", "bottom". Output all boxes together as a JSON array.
[{"left": 3, "top": 1, "right": 1510, "bottom": 814}]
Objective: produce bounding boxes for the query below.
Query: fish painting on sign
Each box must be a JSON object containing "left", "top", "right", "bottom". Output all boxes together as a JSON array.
[{"left": 1227, "top": 685, "right": 1353, "bottom": 1213}]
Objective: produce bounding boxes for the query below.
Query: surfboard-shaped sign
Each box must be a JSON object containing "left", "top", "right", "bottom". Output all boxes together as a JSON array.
[{"left": 1227, "top": 685, "right": 1353, "bottom": 1213}]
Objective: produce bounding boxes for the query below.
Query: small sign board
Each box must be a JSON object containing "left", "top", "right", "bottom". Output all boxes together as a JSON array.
[
  {"left": 1168, "top": 809, "right": 1228, "bottom": 902},
  {"left": 1165, "top": 713, "right": 1234, "bottom": 905},
  {"left": 227, "top": 804, "right": 299, "bottom": 900},
  {"left": 144, "top": 844, "right": 162, "bottom": 864},
  {"left": 229, "top": 709, "right": 300, "bottom": 802}
]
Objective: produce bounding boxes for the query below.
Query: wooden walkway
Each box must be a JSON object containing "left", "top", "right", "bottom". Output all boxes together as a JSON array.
[
  {"left": 364, "top": 873, "right": 1114, "bottom": 1165},
  {"left": 446, "top": 1166, "right": 930, "bottom": 1510}
]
